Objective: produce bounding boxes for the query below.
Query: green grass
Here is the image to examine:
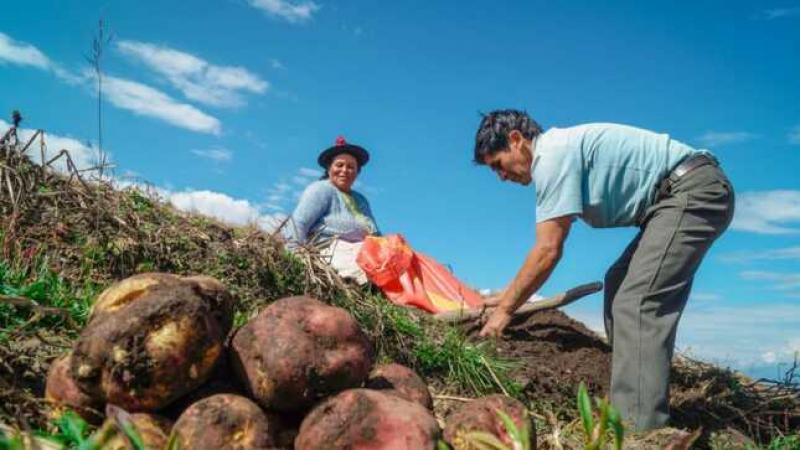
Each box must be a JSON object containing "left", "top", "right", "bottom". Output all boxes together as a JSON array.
[
  {"left": 329, "top": 289, "right": 520, "bottom": 397},
  {"left": 0, "top": 258, "right": 103, "bottom": 342}
]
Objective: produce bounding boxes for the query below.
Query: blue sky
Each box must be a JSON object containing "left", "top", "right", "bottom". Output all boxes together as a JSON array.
[{"left": 2, "top": 0, "right": 799, "bottom": 378}]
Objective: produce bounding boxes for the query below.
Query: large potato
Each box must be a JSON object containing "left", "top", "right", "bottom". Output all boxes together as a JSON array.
[
  {"left": 366, "top": 363, "right": 433, "bottom": 410},
  {"left": 89, "top": 273, "right": 234, "bottom": 335},
  {"left": 44, "top": 352, "right": 103, "bottom": 424},
  {"left": 230, "top": 296, "right": 374, "bottom": 412},
  {"left": 169, "top": 394, "right": 281, "bottom": 450},
  {"left": 444, "top": 395, "right": 535, "bottom": 450},
  {"left": 296, "top": 388, "right": 441, "bottom": 450},
  {"left": 71, "top": 281, "right": 228, "bottom": 411},
  {"left": 88, "top": 273, "right": 180, "bottom": 321}
]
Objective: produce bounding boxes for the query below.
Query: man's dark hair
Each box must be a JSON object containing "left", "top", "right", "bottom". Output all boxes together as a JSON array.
[{"left": 473, "top": 109, "right": 543, "bottom": 165}]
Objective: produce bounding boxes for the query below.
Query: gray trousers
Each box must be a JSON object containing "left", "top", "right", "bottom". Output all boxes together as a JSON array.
[{"left": 603, "top": 163, "right": 734, "bottom": 431}]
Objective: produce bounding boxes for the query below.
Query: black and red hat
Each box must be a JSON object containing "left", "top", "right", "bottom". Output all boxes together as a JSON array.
[{"left": 317, "top": 136, "right": 370, "bottom": 169}]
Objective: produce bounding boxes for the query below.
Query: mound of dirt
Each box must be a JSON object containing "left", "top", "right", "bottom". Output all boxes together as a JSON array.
[{"left": 481, "top": 310, "right": 611, "bottom": 407}]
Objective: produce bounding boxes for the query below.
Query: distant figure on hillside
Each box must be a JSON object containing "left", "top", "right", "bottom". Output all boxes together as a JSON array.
[
  {"left": 472, "top": 110, "right": 734, "bottom": 431},
  {"left": 288, "top": 136, "right": 380, "bottom": 284}
]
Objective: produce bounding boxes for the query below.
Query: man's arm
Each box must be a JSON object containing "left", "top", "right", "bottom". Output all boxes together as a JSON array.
[{"left": 479, "top": 215, "right": 574, "bottom": 337}]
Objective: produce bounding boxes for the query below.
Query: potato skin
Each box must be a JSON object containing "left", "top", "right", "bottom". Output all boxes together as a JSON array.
[
  {"left": 88, "top": 273, "right": 180, "bottom": 322},
  {"left": 103, "top": 413, "right": 172, "bottom": 450},
  {"left": 89, "top": 273, "right": 235, "bottom": 336},
  {"left": 296, "top": 388, "right": 441, "bottom": 450},
  {"left": 71, "top": 282, "right": 227, "bottom": 411},
  {"left": 170, "top": 394, "right": 281, "bottom": 450},
  {"left": 366, "top": 363, "right": 433, "bottom": 410},
  {"left": 443, "top": 395, "right": 535, "bottom": 450},
  {"left": 230, "top": 296, "right": 374, "bottom": 412},
  {"left": 44, "top": 353, "right": 103, "bottom": 424}
]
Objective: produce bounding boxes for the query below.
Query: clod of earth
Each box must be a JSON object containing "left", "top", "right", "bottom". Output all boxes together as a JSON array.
[
  {"left": 230, "top": 296, "right": 374, "bottom": 412},
  {"left": 366, "top": 363, "right": 434, "bottom": 410},
  {"left": 69, "top": 274, "right": 232, "bottom": 411},
  {"left": 169, "top": 393, "right": 281, "bottom": 450},
  {"left": 296, "top": 388, "right": 441, "bottom": 450},
  {"left": 444, "top": 394, "right": 535, "bottom": 450}
]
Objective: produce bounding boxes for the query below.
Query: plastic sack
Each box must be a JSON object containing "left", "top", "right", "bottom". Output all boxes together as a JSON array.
[{"left": 356, "top": 234, "right": 484, "bottom": 313}]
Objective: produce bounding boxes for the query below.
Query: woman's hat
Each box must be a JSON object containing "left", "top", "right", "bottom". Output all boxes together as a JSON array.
[{"left": 317, "top": 136, "right": 370, "bottom": 169}]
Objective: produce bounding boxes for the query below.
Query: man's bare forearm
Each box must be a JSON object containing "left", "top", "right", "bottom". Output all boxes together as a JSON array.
[{"left": 499, "top": 244, "right": 561, "bottom": 313}]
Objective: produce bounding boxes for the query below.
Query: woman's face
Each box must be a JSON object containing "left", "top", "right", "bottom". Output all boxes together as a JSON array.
[{"left": 328, "top": 153, "right": 359, "bottom": 192}]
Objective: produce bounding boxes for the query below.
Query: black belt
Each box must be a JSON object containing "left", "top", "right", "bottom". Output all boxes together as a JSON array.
[{"left": 657, "top": 153, "right": 718, "bottom": 198}]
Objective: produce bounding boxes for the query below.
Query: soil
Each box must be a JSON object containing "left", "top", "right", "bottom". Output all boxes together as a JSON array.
[{"left": 470, "top": 309, "right": 611, "bottom": 408}]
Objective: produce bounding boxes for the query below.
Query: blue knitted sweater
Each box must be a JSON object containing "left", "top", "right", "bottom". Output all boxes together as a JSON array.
[{"left": 288, "top": 180, "right": 380, "bottom": 244}]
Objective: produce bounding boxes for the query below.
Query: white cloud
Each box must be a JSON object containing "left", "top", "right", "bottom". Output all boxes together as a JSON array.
[
  {"left": 740, "top": 271, "right": 800, "bottom": 291},
  {"left": 731, "top": 190, "right": 800, "bottom": 234},
  {"left": 246, "top": 0, "right": 320, "bottom": 23},
  {"left": 101, "top": 74, "right": 221, "bottom": 135},
  {"left": 568, "top": 297, "right": 800, "bottom": 371},
  {"left": 191, "top": 147, "right": 232, "bottom": 162},
  {"left": 298, "top": 167, "right": 321, "bottom": 177},
  {"left": 762, "top": 7, "right": 800, "bottom": 19},
  {"left": 117, "top": 40, "right": 268, "bottom": 108},
  {"left": 0, "top": 120, "right": 102, "bottom": 174},
  {"left": 169, "top": 190, "right": 261, "bottom": 225},
  {"left": 789, "top": 126, "right": 800, "bottom": 145},
  {"left": 0, "top": 34, "right": 218, "bottom": 134},
  {"left": 165, "top": 189, "right": 289, "bottom": 235},
  {"left": 0, "top": 32, "right": 51, "bottom": 69},
  {"left": 690, "top": 292, "right": 722, "bottom": 302},
  {"left": 258, "top": 212, "right": 290, "bottom": 233},
  {"left": 695, "top": 131, "right": 756, "bottom": 147},
  {"left": 721, "top": 246, "right": 800, "bottom": 263},
  {"left": 675, "top": 302, "right": 800, "bottom": 367},
  {"left": 0, "top": 32, "right": 81, "bottom": 84},
  {"left": 292, "top": 175, "right": 311, "bottom": 185},
  {"left": 270, "top": 58, "right": 286, "bottom": 70},
  {"left": 273, "top": 182, "right": 291, "bottom": 192}
]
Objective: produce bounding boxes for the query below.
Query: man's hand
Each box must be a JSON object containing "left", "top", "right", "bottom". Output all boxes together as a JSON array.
[
  {"left": 479, "top": 307, "right": 513, "bottom": 338},
  {"left": 481, "top": 294, "right": 503, "bottom": 307}
]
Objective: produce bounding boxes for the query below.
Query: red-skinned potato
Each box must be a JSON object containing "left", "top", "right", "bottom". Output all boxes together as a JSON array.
[
  {"left": 366, "top": 363, "right": 433, "bottom": 410},
  {"left": 45, "top": 352, "right": 103, "bottom": 424},
  {"left": 444, "top": 394, "right": 535, "bottom": 450},
  {"left": 169, "top": 394, "right": 281, "bottom": 450},
  {"left": 296, "top": 388, "right": 441, "bottom": 450},
  {"left": 230, "top": 296, "right": 374, "bottom": 412}
]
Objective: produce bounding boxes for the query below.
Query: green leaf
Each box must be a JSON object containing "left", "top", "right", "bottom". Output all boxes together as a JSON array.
[
  {"left": 121, "top": 424, "right": 147, "bottom": 450},
  {"left": 607, "top": 404, "right": 625, "bottom": 450},
  {"left": 437, "top": 440, "right": 453, "bottom": 450},
  {"left": 577, "top": 382, "right": 594, "bottom": 440},
  {"left": 166, "top": 433, "right": 181, "bottom": 450},
  {"left": 55, "top": 411, "right": 89, "bottom": 445},
  {"left": 496, "top": 409, "right": 531, "bottom": 450},
  {"left": 497, "top": 410, "right": 521, "bottom": 440},
  {"left": 0, "top": 428, "right": 24, "bottom": 450},
  {"left": 462, "top": 431, "right": 511, "bottom": 450}
]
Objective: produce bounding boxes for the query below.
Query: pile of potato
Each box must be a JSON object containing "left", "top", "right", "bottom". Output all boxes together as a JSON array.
[{"left": 45, "top": 272, "right": 534, "bottom": 450}]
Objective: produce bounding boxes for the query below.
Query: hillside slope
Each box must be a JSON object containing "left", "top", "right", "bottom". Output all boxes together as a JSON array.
[{"left": 1, "top": 126, "right": 797, "bottom": 448}]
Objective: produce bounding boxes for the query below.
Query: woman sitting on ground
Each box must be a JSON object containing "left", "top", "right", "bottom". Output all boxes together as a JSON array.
[{"left": 288, "top": 136, "right": 379, "bottom": 283}]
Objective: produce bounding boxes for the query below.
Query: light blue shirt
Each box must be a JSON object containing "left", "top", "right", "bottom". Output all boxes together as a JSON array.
[
  {"left": 531, "top": 123, "right": 707, "bottom": 227},
  {"left": 289, "top": 180, "right": 380, "bottom": 244}
]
